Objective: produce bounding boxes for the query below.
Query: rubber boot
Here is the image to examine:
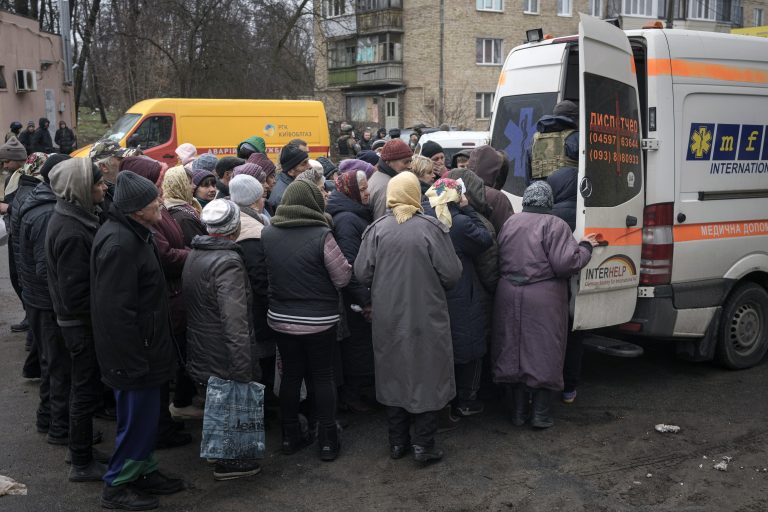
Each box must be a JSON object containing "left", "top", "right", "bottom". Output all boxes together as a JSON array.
[
  {"left": 530, "top": 388, "right": 554, "bottom": 429},
  {"left": 510, "top": 384, "right": 529, "bottom": 427},
  {"left": 318, "top": 424, "right": 341, "bottom": 462},
  {"left": 281, "top": 422, "right": 313, "bottom": 455}
]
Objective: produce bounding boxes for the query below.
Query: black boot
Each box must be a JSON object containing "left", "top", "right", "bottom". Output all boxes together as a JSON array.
[
  {"left": 530, "top": 388, "right": 554, "bottom": 429},
  {"left": 101, "top": 484, "right": 158, "bottom": 510},
  {"left": 413, "top": 444, "right": 444, "bottom": 463},
  {"left": 509, "top": 384, "right": 529, "bottom": 426},
  {"left": 69, "top": 459, "right": 107, "bottom": 482},
  {"left": 318, "top": 424, "right": 341, "bottom": 462},
  {"left": 281, "top": 423, "right": 313, "bottom": 455}
]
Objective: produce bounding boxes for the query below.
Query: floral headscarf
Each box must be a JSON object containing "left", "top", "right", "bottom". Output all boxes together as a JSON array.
[
  {"left": 335, "top": 170, "right": 364, "bottom": 204},
  {"left": 425, "top": 177, "right": 465, "bottom": 228},
  {"left": 22, "top": 152, "right": 49, "bottom": 176},
  {"left": 386, "top": 172, "right": 423, "bottom": 224}
]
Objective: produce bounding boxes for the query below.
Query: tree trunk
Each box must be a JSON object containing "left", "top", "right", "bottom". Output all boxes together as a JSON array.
[
  {"left": 91, "top": 64, "right": 109, "bottom": 125},
  {"left": 74, "top": 0, "right": 102, "bottom": 116},
  {"left": 14, "top": 0, "right": 28, "bottom": 16}
]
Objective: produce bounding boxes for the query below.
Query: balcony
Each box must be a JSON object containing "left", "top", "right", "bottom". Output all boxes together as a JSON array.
[
  {"left": 320, "top": 13, "right": 356, "bottom": 39},
  {"left": 328, "top": 62, "right": 403, "bottom": 87},
  {"left": 356, "top": 8, "right": 403, "bottom": 34}
]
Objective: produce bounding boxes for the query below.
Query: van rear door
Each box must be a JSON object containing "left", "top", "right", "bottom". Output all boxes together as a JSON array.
[{"left": 573, "top": 14, "right": 644, "bottom": 330}]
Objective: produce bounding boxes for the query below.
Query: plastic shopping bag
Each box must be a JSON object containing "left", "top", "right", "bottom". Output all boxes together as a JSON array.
[{"left": 200, "top": 377, "right": 265, "bottom": 460}]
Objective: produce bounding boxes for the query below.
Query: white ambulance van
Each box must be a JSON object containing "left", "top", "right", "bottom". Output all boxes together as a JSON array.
[{"left": 490, "top": 15, "right": 768, "bottom": 369}]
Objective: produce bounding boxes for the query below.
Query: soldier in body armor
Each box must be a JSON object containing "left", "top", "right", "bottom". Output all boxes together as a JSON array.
[
  {"left": 525, "top": 100, "right": 579, "bottom": 183},
  {"left": 336, "top": 123, "right": 361, "bottom": 159}
]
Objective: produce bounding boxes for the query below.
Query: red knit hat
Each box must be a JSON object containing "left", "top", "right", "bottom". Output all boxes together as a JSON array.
[{"left": 380, "top": 139, "right": 413, "bottom": 162}]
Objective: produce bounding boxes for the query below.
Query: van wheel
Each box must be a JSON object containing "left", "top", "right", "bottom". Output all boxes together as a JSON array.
[{"left": 716, "top": 282, "right": 768, "bottom": 370}]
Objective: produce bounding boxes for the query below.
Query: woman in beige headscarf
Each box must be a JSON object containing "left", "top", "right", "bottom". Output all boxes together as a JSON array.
[
  {"left": 162, "top": 165, "right": 206, "bottom": 246},
  {"left": 354, "top": 172, "right": 462, "bottom": 464}
]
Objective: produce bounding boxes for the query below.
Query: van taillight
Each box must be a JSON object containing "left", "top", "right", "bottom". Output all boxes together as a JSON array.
[{"left": 640, "top": 203, "right": 674, "bottom": 286}]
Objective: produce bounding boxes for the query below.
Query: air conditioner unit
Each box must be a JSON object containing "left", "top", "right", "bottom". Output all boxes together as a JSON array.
[{"left": 15, "top": 69, "right": 37, "bottom": 92}]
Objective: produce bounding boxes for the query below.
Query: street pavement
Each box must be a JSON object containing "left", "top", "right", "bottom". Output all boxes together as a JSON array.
[{"left": 1, "top": 248, "right": 768, "bottom": 512}]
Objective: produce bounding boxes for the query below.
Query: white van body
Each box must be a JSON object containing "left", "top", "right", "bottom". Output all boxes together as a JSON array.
[
  {"left": 417, "top": 131, "right": 490, "bottom": 165},
  {"left": 490, "top": 15, "right": 768, "bottom": 369}
]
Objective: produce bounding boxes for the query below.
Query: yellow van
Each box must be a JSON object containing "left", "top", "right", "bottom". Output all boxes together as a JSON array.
[{"left": 73, "top": 98, "right": 330, "bottom": 166}]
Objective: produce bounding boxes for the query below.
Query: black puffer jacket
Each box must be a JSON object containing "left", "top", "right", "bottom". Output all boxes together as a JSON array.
[
  {"left": 326, "top": 190, "right": 372, "bottom": 306},
  {"left": 183, "top": 235, "right": 256, "bottom": 385},
  {"left": 10, "top": 175, "right": 43, "bottom": 275},
  {"left": 31, "top": 118, "right": 53, "bottom": 153},
  {"left": 547, "top": 166, "right": 578, "bottom": 232},
  {"left": 91, "top": 206, "right": 175, "bottom": 390},
  {"left": 18, "top": 183, "right": 57, "bottom": 310}
]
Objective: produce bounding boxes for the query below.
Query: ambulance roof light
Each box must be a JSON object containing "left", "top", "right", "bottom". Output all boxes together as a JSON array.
[
  {"left": 526, "top": 28, "right": 544, "bottom": 43},
  {"left": 642, "top": 20, "right": 664, "bottom": 29}
]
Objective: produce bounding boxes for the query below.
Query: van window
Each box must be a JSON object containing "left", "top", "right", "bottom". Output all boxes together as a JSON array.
[
  {"left": 583, "top": 72, "right": 642, "bottom": 207},
  {"left": 491, "top": 92, "right": 557, "bottom": 197},
  {"left": 103, "top": 113, "right": 141, "bottom": 142},
  {"left": 131, "top": 116, "right": 173, "bottom": 149}
]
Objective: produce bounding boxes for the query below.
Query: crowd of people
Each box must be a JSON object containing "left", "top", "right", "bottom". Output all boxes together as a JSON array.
[{"left": 0, "top": 100, "right": 597, "bottom": 510}]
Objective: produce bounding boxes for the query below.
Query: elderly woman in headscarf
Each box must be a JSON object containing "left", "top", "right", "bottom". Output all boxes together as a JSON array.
[
  {"left": 423, "top": 177, "right": 493, "bottom": 418},
  {"left": 354, "top": 172, "right": 462, "bottom": 464},
  {"left": 407, "top": 155, "right": 435, "bottom": 198},
  {"left": 491, "top": 181, "right": 598, "bottom": 430},
  {"left": 162, "top": 165, "right": 206, "bottom": 246},
  {"left": 326, "top": 169, "right": 374, "bottom": 412},
  {"left": 297, "top": 167, "right": 330, "bottom": 205},
  {"left": 339, "top": 158, "right": 376, "bottom": 179},
  {"left": 233, "top": 162, "right": 272, "bottom": 225},
  {"left": 10, "top": 152, "right": 49, "bottom": 276}
]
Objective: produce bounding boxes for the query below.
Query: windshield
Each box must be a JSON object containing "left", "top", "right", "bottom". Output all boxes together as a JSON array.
[{"left": 102, "top": 113, "right": 141, "bottom": 142}]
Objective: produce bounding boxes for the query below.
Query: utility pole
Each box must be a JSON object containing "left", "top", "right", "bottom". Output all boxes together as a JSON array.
[
  {"left": 438, "top": 0, "right": 445, "bottom": 125},
  {"left": 665, "top": 0, "right": 675, "bottom": 28}
]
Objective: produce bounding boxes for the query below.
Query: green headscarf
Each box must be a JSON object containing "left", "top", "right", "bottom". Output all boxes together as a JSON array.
[{"left": 271, "top": 180, "right": 328, "bottom": 228}]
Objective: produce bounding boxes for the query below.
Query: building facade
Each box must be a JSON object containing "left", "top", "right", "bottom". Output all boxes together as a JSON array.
[
  {"left": 0, "top": 10, "right": 74, "bottom": 140},
  {"left": 314, "top": 0, "right": 767, "bottom": 135}
]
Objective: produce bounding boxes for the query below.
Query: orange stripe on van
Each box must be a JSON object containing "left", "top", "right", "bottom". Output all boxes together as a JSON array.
[
  {"left": 585, "top": 227, "right": 642, "bottom": 246},
  {"left": 674, "top": 220, "right": 768, "bottom": 242},
  {"left": 646, "top": 58, "right": 768, "bottom": 84}
]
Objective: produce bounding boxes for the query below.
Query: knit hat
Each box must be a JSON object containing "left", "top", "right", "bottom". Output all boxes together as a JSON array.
[
  {"left": 119, "top": 156, "right": 162, "bottom": 184},
  {"left": 233, "top": 162, "right": 266, "bottom": 183},
  {"left": 279, "top": 144, "right": 309, "bottom": 172},
  {"left": 237, "top": 136, "right": 267, "bottom": 159},
  {"left": 317, "top": 157, "right": 338, "bottom": 179},
  {"left": 339, "top": 158, "right": 376, "bottom": 179},
  {"left": 371, "top": 139, "right": 386, "bottom": 152},
  {"left": 380, "top": 139, "right": 413, "bottom": 162},
  {"left": 175, "top": 143, "right": 197, "bottom": 165},
  {"left": 40, "top": 154, "right": 71, "bottom": 183},
  {"left": 420, "top": 141, "right": 444, "bottom": 159},
  {"left": 192, "top": 153, "right": 218, "bottom": 173},
  {"left": 522, "top": 180, "right": 554, "bottom": 211},
  {"left": 0, "top": 136, "right": 28, "bottom": 161},
  {"left": 425, "top": 177, "right": 464, "bottom": 228},
  {"left": 22, "top": 152, "right": 49, "bottom": 176},
  {"left": 553, "top": 100, "right": 579, "bottom": 123},
  {"left": 386, "top": 172, "right": 422, "bottom": 224},
  {"left": 192, "top": 169, "right": 216, "bottom": 188},
  {"left": 308, "top": 159, "right": 323, "bottom": 172},
  {"left": 113, "top": 170, "right": 159, "bottom": 213},
  {"left": 355, "top": 150, "right": 379, "bottom": 166},
  {"left": 271, "top": 180, "right": 328, "bottom": 229},
  {"left": 201, "top": 199, "right": 241, "bottom": 236},
  {"left": 229, "top": 174, "right": 264, "bottom": 207},
  {"left": 215, "top": 156, "right": 244, "bottom": 178},
  {"left": 247, "top": 153, "right": 276, "bottom": 178}
]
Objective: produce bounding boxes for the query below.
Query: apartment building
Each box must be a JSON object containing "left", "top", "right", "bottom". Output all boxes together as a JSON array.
[{"left": 314, "top": 0, "right": 767, "bottom": 133}]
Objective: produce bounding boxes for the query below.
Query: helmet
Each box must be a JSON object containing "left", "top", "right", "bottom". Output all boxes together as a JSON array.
[{"left": 10, "top": 121, "right": 22, "bottom": 131}]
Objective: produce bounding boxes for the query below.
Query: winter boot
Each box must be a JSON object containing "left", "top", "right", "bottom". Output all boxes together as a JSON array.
[
  {"left": 530, "top": 388, "right": 554, "bottom": 429},
  {"left": 281, "top": 422, "right": 313, "bottom": 455},
  {"left": 413, "top": 444, "right": 444, "bottom": 464},
  {"left": 101, "top": 484, "right": 158, "bottom": 510},
  {"left": 509, "top": 384, "right": 529, "bottom": 426},
  {"left": 318, "top": 424, "right": 341, "bottom": 462}
]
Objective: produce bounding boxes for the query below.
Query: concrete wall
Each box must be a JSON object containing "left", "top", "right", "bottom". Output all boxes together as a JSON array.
[{"left": 0, "top": 10, "right": 74, "bottom": 141}]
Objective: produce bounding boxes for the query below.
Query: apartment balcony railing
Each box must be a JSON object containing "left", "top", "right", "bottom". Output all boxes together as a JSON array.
[
  {"left": 327, "top": 62, "right": 403, "bottom": 87},
  {"left": 356, "top": 8, "right": 403, "bottom": 34},
  {"left": 355, "top": 0, "right": 402, "bottom": 12},
  {"left": 320, "top": 13, "right": 357, "bottom": 39}
]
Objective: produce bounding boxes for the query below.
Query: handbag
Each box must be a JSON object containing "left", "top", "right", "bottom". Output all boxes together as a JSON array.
[{"left": 200, "top": 377, "right": 265, "bottom": 460}]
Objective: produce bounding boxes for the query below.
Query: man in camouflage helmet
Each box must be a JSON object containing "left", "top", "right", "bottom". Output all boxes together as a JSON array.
[
  {"left": 89, "top": 140, "right": 130, "bottom": 219},
  {"left": 525, "top": 100, "right": 579, "bottom": 182},
  {"left": 336, "top": 122, "right": 360, "bottom": 159}
]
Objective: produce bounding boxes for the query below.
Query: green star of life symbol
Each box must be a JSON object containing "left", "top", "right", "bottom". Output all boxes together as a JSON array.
[{"left": 690, "top": 126, "right": 712, "bottom": 158}]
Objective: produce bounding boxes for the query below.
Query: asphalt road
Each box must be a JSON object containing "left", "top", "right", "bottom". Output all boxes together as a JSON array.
[{"left": 1, "top": 248, "right": 768, "bottom": 512}]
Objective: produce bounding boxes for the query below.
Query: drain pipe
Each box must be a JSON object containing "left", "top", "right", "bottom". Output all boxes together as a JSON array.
[{"left": 438, "top": 0, "right": 445, "bottom": 125}]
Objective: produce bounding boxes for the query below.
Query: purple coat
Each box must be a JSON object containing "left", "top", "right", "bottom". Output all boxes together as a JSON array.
[{"left": 491, "top": 211, "right": 592, "bottom": 390}]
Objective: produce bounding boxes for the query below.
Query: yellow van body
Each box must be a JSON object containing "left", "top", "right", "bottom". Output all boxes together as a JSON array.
[{"left": 73, "top": 98, "right": 330, "bottom": 166}]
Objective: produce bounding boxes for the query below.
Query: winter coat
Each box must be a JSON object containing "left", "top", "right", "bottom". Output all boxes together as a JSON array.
[
  {"left": 326, "top": 190, "right": 372, "bottom": 307},
  {"left": 46, "top": 200, "right": 101, "bottom": 327},
  {"left": 367, "top": 161, "right": 397, "bottom": 220},
  {"left": 183, "top": 235, "right": 257, "bottom": 384},
  {"left": 266, "top": 171, "right": 294, "bottom": 212},
  {"left": 423, "top": 203, "right": 493, "bottom": 364},
  {"left": 547, "top": 166, "right": 578, "bottom": 232},
  {"left": 55, "top": 127, "right": 76, "bottom": 153},
  {"left": 91, "top": 206, "right": 175, "bottom": 390},
  {"left": 354, "top": 212, "right": 462, "bottom": 413},
  {"left": 236, "top": 208, "right": 276, "bottom": 359},
  {"left": 491, "top": 211, "right": 592, "bottom": 391},
  {"left": 469, "top": 146, "right": 514, "bottom": 233},
  {"left": 31, "top": 118, "right": 53, "bottom": 153},
  {"left": 10, "top": 174, "right": 43, "bottom": 275},
  {"left": 525, "top": 115, "right": 579, "bottom": 182},
  {"left": 18, "top": 183, "right": 57, "bottom": 310},
  {"left": 153, "top": 206, "right": 190, "bottom": 336},
  {"left": 168, "top": 203, "right": 206, "bottom": 246}
]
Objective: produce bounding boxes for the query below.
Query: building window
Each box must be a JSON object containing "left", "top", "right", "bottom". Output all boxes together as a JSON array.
[
  {"left": 0, "top": 66, "right": 6, "bottom": 90},
  {"left": 476, "top": 0, "right": 503, "bottom": 11},
  {"left": 476, "top": 92, "right": 495, "bottom": 119},
  {"left": 688, "top": 0, "right": 717, "bottom": 20},
  {"left": 356, "top": 0, "right": 402, "bottom": 10},
  {"left": 558, "top": 0, "right": 572, "bottom": 15},
  {"left": 755, "top": 7, "right": 764, "bottom": 26},
  {"left": 347, "top": 96, "right": 368, "bottom": 122},
  {"left": 523, "top": 0, "right": 539, "bottom": 14},
  {"left": 476, "top": 38, "right": 502, "bottom": 65},
  {"left": 621, "top": 0, "right": 658, "bottom": 17},
  {"left": 734, "top": 5, "right": 743, "bottom": 26},
  {"left": 328, "top": 39, "right": 357, "bottom": 68},
  {"left": 589, "top": 0, "right": 603, "bottom": 16},
  {"left": 356, "top": 33, "right": 402, "bottom": 64},
  {"left": 322, "top": 0, "right": 347, "bottom": 17}
]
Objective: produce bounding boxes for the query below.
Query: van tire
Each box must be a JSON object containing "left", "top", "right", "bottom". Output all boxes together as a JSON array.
[{"left": 716, "top": 282, "right": 768, "bottom": 370}]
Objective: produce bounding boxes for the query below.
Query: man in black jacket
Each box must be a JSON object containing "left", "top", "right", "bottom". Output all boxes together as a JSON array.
[
  {"left": 31, "top": 117, "right": 54, "bottom": 153},
  {"left": 46, "top": 156, "right": 110, "bottom": 482},
  {"left": 91, "top": 171, "right": 184, "bottom": 509}
]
